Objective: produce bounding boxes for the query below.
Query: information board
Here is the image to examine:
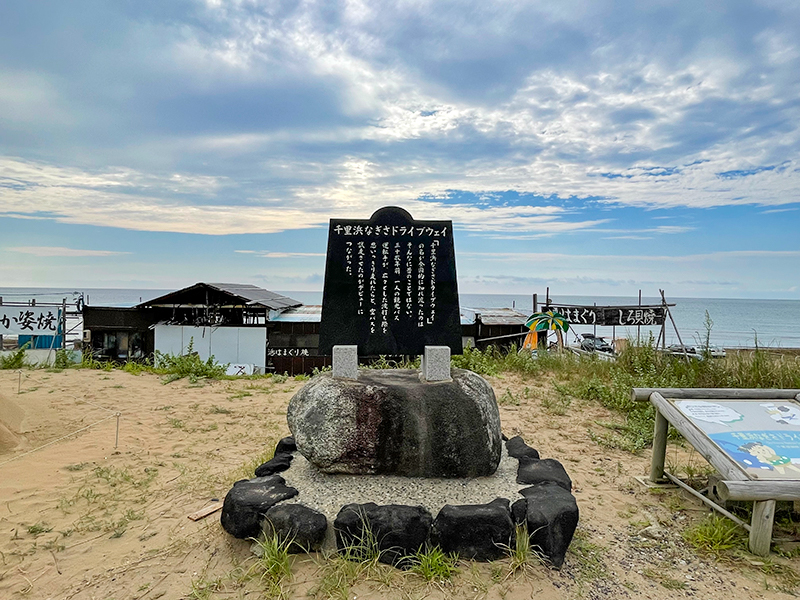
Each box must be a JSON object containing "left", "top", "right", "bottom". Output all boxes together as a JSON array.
[
  {"left": 318, "top": 206, "right": 462, "bottom": 355},
  {"left": 673, "top": 399, "right": 800, "bottom": 480}
]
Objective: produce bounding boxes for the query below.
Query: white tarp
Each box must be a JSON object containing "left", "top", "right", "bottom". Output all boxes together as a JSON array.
[
  {"left": 153, "top": 325, "right": 266, "bottom": 369},
  {"left": 0, "top": 307, "right": 60, "bottom": 335}
]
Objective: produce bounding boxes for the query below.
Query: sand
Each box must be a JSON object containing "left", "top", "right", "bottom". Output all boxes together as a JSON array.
[{"left": 0, "top": 368, "right": 798, "bottom": 600}]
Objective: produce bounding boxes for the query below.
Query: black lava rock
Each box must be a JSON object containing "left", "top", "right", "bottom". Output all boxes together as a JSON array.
[
  {"left": 506, "top": 435, "right": 540, "bottom": 461},
  {"left": 254, "top": 452, "right": 294, "bottom": 477},
  {"left": 431, "top": 498, "right": 515, "bottom": 561},
  {"left": 264, "top": 504, "right": 328, "bottom": 552},
  {"left": 517, "top": 483, "right": 579, "bottom": 569},
  {"left": 220, "top": 475, "right": 299, "bottom": 539},
  {"left": 334, "top": 503, "right": 433, "bottom": 567},
  {"left": 516, "top": 458, "right": 572, "bottom": 491},
  {"left": 275, "top": 436, "right": 297, "bottom": 455}
]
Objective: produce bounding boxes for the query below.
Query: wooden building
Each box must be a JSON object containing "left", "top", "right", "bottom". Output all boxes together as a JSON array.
[{"left": 83, "top": 284, "right": 530, "bottom": 374}]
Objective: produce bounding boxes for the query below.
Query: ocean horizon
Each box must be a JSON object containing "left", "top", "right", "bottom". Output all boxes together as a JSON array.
[{"left": 1, "top": 287, "right": 799, "bottom": 349}]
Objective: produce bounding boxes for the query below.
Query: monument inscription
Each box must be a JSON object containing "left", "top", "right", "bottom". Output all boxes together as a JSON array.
[{"left": 319, "top": 207, "right": 462, "bottom": 355}]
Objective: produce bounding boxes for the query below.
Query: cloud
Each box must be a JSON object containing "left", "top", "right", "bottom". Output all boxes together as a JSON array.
[
  {"left": 235, "top": 251, "right": 326, "bottom": 258},
  {"left": 1, "top": 0, "right": 800, "bottom": 241},
  {"left": 7, "top": 246, "right": 130, "bottom": 257}
]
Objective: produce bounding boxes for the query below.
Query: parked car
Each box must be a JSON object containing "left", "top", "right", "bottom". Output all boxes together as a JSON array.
[
  {"left": 667, "top": 344, "right": 704, "bottom": 359},
  {"left": 580, "top": 333, "right": 614, "bottom": 354}
]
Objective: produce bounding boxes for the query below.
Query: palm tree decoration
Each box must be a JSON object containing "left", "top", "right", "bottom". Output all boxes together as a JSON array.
[{"left": 523, "top": 310, "right": 570, "bottom": 350}]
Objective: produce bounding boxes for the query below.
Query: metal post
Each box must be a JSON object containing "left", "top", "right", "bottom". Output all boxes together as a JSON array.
[
  {"left": 661, "top": 290, "right": 690, "bottom": 362},
  {"left": 61, "top": 298, "right": 67, "bottom": 350},
  {"left": 532, "top": 293, "right": 538, "bottom": 313},
  {"left": 650, "top": 408, "right": 669, "bottom": 482},
  {"left": 637, "top": 289, "right": 641, "bottom": 345},
  {"left": 115, "top": 412, "right": 121, "bottom": 449}
]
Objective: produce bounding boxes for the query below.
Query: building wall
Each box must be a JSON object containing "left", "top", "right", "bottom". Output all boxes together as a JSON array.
[{"left": 154, "top": 325, "right": 267, "bottom": 369}]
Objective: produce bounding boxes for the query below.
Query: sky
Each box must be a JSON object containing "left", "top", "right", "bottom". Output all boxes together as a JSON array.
[{"left": 1, "top": 0, "right": 799, "bottom": 299}]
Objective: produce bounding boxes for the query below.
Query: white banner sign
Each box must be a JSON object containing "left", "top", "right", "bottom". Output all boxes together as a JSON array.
[{"left": 0, "top": 308, "right": 60, "bottom": 335}]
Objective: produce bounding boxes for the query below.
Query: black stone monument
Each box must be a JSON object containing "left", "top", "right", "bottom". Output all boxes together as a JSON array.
[{"left": 318, "top": 207, "right": 462, "bottom": 355}]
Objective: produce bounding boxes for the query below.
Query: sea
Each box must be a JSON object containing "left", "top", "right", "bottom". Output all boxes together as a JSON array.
[{"left": 1, "top": 287, "right": 799, "bottom": 349}]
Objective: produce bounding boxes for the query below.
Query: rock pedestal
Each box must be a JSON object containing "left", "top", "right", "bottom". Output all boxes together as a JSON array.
[{"left": 287, "top": 368, "right": 502, "bottom": 478}]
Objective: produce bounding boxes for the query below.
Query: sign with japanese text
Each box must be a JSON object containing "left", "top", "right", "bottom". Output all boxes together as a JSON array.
[
  {"left": 0, "top": 307, "right": 61, "bottom": 335},
  {"left": 548, "top": 305, "right": 666, "bottom": 327},
  {"left": 674, "top": 399, "right": 800, "bottom": 480},
  {"left": 319, "top": 206, "right": 462, "bottom": 355}
]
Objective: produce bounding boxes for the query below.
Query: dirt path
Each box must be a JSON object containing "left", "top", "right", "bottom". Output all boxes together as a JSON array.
[{"left": 0, "top": 368, "right": 797, "bottom": 599}]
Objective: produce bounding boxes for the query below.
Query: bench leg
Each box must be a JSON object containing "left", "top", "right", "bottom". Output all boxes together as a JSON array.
[
  {"left": 649, "top": 409, "right": 669, "bottom": 483},
  {"left": 749, "top": 500, "right": 776, "bottom": 557}
]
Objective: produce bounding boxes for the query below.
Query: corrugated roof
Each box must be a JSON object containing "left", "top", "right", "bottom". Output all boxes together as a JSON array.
[
  {"left": 463, "top": 307, "right": 529, "bottom": 326},
  {"left": 270, "top": 305, "right": 322, "bottom": 322},
  {"left": 207, "top": 283, "right": 301, "bottom": 309},
  {"left": 138, "top": 283, "right": 301, "bottom": 311}
]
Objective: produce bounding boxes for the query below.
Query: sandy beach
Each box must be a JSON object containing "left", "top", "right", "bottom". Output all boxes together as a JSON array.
[{"left": 1, "top": 368, "right": 798, "bottom": 600}]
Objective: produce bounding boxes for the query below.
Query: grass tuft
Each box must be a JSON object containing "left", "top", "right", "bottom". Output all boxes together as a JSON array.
[
  {"left": 683, "top": 514, "right": 747, "bottom": 556},
  {"left": 250, "top": 533, "right": 293, "bottom": 598},
  {"left": 408, "top": 545, "right": 459, "bottom": 582}
]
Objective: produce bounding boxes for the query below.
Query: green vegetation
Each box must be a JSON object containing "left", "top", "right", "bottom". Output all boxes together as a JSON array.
[
  {"left": 682, "top": 514, "right": 746, "bottom": 556},
  {"left": 453, "top": 339, "right": 800, "bottom": 453},
  {"left": 250, "top": 534, "right": 294, "bottom": 599},
  {"left": 155, "top": 339, "right": 228, "bottom": 381},
  {"left": 0, "top": 343, "right": 29, "bottom": 369},
  {"left": 409, "top": 545, "right": 459, "bottom": 582}
]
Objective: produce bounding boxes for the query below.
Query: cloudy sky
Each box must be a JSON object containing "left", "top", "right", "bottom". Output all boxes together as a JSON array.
[{"left": 1, "top": 0, "right": 799, "bottom": 298}]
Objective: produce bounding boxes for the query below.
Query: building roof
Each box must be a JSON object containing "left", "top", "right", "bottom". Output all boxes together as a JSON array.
[
  {"left": 465, "top": 307, "right": 529, "bottom": 326},
  {"left": 137, "top": 283, "right": 302, "bottom": 311}
]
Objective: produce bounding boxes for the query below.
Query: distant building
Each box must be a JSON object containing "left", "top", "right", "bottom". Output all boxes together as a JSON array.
[
  {"left": 83, "top": 283, "right": 301, "bottom": 371},
  {"left": 83, "top": 283, "right": 529, "bottom": 374}
]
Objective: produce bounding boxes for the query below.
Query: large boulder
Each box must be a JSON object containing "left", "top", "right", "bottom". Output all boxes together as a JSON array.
[
  {"left": 287, "top": 369, "right": 501, "bottom": 478},
  {"left": 264, "top": 504, "right": 328, "bottom": 553},
  {"left": 334, "top": 503, "right": 433, "bottom": 567},
  {"left": 431, "top": 498, "right": 515, "bottom": 561},
  {"left": 513, "top": 483, "right": 579, "bottom": 569},
  {"left": 221, "top": 475, "right": 299, "bottom": 539}
]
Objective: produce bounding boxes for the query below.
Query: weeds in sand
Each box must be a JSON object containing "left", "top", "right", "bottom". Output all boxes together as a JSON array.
[
  {"left": 249, "top": 534, "right": 293, "bottom": 598},
  {"left": 209, "top": 405, "right": 232, "bottom": 414},
  {"left": 409, "top": 545, "right": 459, "bottom": 582},
  {"left": 683, "top": 514, "right": 746, "bottom": 556},
  {"left": 227, "top": 445, "right": 275, "bottom": 484},
  {"left": 154, "top": 339, "right": 227, "bottom": 381},
  {"left": 53, "top": 348, "right": 73, "bottom": 369},
  {"left": 498, "top": 389, "right": 520, "bottom": 406},
  {"left": 568, "top": 529, "right": 607, "bottom": 585},
  {"left": 504, "top": 524, "right": 544, "bottom": 576},
  {"left": 0, "top": 344, "right": 29, "bottom": 369},
  {"left": 26, "top": 523, "right": 53, "bottom": 537},
  {"left": 541, "top": 388, "right": 572, "bottom": 415},
  {"left": 642, "top": 567, "right": 686, "bottom": 590},
  {"left": 64, "top": 462, "right": 88, "bottom": 472},
  {"left": 312, "top": 520, "right": 389, "bottom": 600},
  {"left": 189, "top": 575, "right": 224, "bottom": 600}
]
